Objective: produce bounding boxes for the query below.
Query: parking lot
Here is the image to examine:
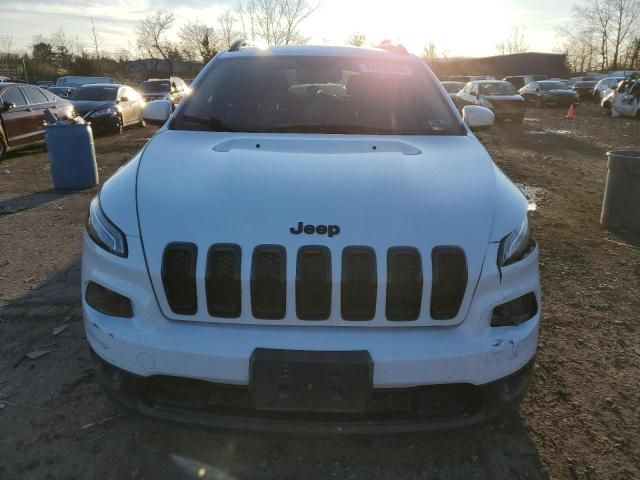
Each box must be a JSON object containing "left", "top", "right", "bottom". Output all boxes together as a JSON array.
[{"left": 0, "top": 103, "right": 639, "bottom": 480}]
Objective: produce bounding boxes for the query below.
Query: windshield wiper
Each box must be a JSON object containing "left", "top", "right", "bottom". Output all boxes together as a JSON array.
[
  {"left": 258, "top": 124, "right": 433, "bottom": 135},
  {"left": 178, "top": 115, "right": 240, "bottom": 132}
]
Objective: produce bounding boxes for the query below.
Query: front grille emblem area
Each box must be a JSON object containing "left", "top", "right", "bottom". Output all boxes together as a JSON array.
[{"left": 289, "top": 221, "right": 340, "bottom": 238}]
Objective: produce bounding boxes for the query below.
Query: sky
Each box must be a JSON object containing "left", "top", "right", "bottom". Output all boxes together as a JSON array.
[{"left": 1, "top": 0, "right": 575, "bottom": 58}]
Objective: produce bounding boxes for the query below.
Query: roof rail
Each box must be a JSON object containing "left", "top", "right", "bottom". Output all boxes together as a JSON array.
[{"left": 229, "top": 39, "right": 251, "bottom": 52}]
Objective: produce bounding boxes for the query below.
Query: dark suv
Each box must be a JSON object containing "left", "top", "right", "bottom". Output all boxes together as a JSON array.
[{"left": 140, "top": 77, "right": 189, "bottom": 109}]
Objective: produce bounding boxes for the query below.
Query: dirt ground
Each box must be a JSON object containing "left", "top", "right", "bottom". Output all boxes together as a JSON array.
[{"left": 1, "top": 104, "right": 639, "bottom": 480}]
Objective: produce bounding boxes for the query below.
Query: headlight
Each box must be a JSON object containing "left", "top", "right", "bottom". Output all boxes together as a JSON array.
[
  {"left": 498, "top": 215, "right": 534, "bottom": 266},
  {"left": 90, "top": 107, "right": 119, "bottom": 117},
  {"left": 86, "top": 196, "right": 128, "bottom": 257}
]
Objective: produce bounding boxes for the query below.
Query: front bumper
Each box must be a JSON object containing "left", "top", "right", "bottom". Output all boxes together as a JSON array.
[
  {"left": 87, "top": 114, "right": 120, "bottom": 132},
  {"left": 82, "top": 231, "right": 541, "bottom": 431},
  {"left": 92, "top": 346, "right": 534, "bottom": 434}
]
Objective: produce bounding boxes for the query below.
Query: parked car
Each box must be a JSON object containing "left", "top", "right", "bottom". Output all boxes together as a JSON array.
[
  {"left": 519, "top": 80, "right": 579, "bottom": 107},
  {"left": 610, "top": 77, "right": 640, "bottom": 119},
  {"left": 56, "top": 76, "right": 115, "bottom": 87},
  {"left": 503, "top": 75, "right": 548, "bottom": 90},
  {"left": 469, "top": 75, "right": 495, "bottom": 81},
  {"left": 447, "top": 75, "right": 471, "bottom": 83},
  {"left": 441, "top": 80, "right": 465, "bottom": 99},
  {"left": 84, "top": 44, "right": 541, "bottom": 433},
  {"left": 593, "top": 76, "right": 625, "bottom": 101},
  {"left": 47, "top": 86, "right": 76, "bottom": 99},
  {"left": 140, "top": 77, "right": 189, "bottom": 108},
  {"left": 568, "top": 76, "right": 594, "bottom": 86},
  {"left": 0, "top": 82, "right": 73, "bottom": 160},
  {"left": 572, "top": 80, "right": 597, "bottom": 100},
  {"left": 456, "top": 80, "right": 525, "bottom": 122},
  {"left": 70, "top": 84, "right": 145, "bottom": 134}
]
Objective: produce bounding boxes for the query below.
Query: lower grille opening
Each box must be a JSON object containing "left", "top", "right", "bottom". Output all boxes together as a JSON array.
[
  {"left": 140, "top": 376, "right": 482, "bottom": 421},
  {"left": 162, "top": 243, "right": 198, "bottom": 315}
]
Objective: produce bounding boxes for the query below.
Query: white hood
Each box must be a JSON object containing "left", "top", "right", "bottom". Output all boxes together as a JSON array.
[{"left": 136, "top": 130, "right": 500, "bottom": 324}]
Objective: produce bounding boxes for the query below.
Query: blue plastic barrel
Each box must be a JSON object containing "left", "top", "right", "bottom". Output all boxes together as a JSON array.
[{"left": 45, "top": 123, "right": 98, "bottom": 190}]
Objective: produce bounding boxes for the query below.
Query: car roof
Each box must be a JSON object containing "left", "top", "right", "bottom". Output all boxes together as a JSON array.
[
  {"left": 76, "top": 83, "right": 124, "bottom": 88},
  {"left": 218, "top": 44, "right": 411, "bottom": 60},
  {"left": 473, "top": 80, "right": 511, "bottom": 84}
]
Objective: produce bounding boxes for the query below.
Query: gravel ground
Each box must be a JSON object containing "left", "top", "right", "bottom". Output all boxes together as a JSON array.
[{"left": 0, "top": 103, "right": 639, "bottom": 480}]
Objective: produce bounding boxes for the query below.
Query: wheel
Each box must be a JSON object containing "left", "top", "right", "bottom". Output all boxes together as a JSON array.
[
  {"left": 113, "top": 115, "right": 123, "bottom": 134},
  {"left": 603, "top": 101, "right": 611, "bottom": 116},
  {"left": 0, "top": 132, "right": 7, "bottom": 161}
]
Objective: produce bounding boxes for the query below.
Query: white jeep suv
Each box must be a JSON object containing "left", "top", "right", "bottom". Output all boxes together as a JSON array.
[{"left": 82, "top": 45, "right": 540, "bottom": 433}]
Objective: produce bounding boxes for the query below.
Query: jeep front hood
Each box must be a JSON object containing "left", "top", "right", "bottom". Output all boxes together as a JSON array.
[{"left": 136, "top": 130, "right": 500, "bottom": 324}]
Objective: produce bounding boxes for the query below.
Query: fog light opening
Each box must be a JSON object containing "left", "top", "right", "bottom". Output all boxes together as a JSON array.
[
  {"left": 491, "top": 292, "right": 537, "bottom": 327},
  {"left": 86, "top": 281, "right": 133, "bottom": 318}
]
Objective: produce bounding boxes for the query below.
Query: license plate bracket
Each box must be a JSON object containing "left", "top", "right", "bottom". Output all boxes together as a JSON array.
[{"left": 250, "top": 349, "right": 373, "bottom": 413}]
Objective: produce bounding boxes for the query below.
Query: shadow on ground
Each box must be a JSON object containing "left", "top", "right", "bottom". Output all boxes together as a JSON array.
[{"left": 0, "top": 258, "right": 550, "bottom": 480}]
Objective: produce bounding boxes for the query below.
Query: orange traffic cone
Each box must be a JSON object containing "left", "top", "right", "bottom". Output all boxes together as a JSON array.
[{"left": 566, "top": 103, "right": 575, "bottom": 120}]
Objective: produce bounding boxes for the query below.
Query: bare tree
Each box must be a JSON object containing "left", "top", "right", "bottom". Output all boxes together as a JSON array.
[
  {"left": 347, "top": 32, "right": 366, "bottom": 47},
  {"left": 496, "top": 26, "right": 529, "bottom": 55},
  {"left": 137, "top": 10, "right": 177, "bottom": 74},
  {"left": 237, "top": 0, "right": 318, "bottom": 45},
  {"left": 573, "top": 0, "right": 613, "bottom": 69},
  {"left": 0, "top": 33, "right": 15, "bottom": 59},
  {"left": 422, "top": 42, "right": 438, "bottom": 62},
  {"left": 179, "top": 20, "right": 219, "bottom": 61},
  {"left": 608, "top": 0, "right": 640, "bottom": 69},
  {"left": 89, "top": 17, "right": 103, "bottom": 60},
  {"left": 219, "top": 9, "right": 240, "bottom": 48}
]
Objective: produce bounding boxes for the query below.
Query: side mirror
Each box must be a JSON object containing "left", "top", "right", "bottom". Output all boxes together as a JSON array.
[
  {"left": 1, "top": 100, "right": 16, "bottom": 112},
  {"left": 462, "top": 105, "right": 494, "bottom": 130},
  {"left": 118, "top": 96, "right": 129, "bottom": 103},
  {"left": 142, "top": 99, "right": 172, "bottom": 126},
  {"left": 535, "top": 87, "right": 540, "bottom": 92},
  {"left": 470, "top": 91, "right": 478, "bottom": 97}
]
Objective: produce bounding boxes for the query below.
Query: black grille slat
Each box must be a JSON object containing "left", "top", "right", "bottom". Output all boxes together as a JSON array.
[
  {"left": 386, "top": 248, "right": 423, "bottom": 321},
  {"left": 296, "top": 246, "right": 331, "bottom": 320},
  {"left": 431, "top": 247, "right": 468, "bottom": 320},
  {"left": 206, "top": 244, "right": 241, "bottom": 318},
  {"left": 162, "top": 243, "right": 198, "bottom": 315},
  {"left": 342, "top": 247, "right": 377, "bottom": 320},
  {"left": 251, "top": 246, "right": 286, "bottom": 319}
]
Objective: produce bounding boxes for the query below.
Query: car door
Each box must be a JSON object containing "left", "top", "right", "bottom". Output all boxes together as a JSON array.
[
  {"left": 20, "top": 86, "right": 52, "bottom": 141},
  {"left": 0, "top": 86, "right": 36, "bottom": 147},
  {"left": 117, "top": 87, "right": 136, "bottom": 126},
  {"left": 125, "top": 87, "right": 143, "bottom": 124}
]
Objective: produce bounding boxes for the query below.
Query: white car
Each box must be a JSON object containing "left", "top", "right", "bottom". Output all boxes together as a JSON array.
[
  {"left": 82, "top": 44, "right": 541, "bottom": 433},
  {"left": 593, "top": 76, "right": 625, "bottom": 102},
  {"left": 611, "top": 78, "right": 640, "bottom": 118}
]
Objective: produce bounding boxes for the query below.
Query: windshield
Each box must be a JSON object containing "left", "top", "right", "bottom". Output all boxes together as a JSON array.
[
  {"left": 539, "top": 82, "right": 569, "bottom": 90},
  {"left": 172, "top": 56, "right": 462, "bottom": 135},
  {"left": 142, "top": 80, "right": 171, "bottom": 93},
  {"left": 442, "top": 82, "right": 464, "bottom": 93},
  {"left": 71, "top": 86, "right": 118, "bottom": 101},
  {"left": 477, "top": 82, "right": 517, "bottom": 95}
]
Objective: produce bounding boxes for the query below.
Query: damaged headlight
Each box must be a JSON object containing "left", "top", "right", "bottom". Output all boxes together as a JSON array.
[
  {"left": 86, "top": 196, "right": 128, "bottom": 257},
  {"left": 498, "top": 215, "right": 534, "bottom": 266}
]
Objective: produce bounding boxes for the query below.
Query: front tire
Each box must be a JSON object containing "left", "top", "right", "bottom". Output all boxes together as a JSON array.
[{"left": 0, "top": 133, "right": 7, "bottom": 161}]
